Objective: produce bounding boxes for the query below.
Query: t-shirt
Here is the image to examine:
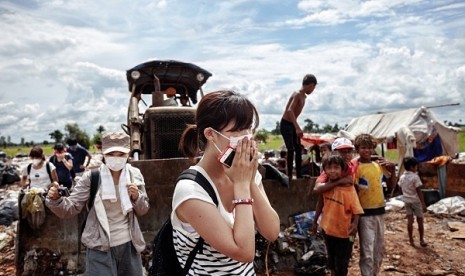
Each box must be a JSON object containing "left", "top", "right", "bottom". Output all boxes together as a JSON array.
[
  {"left": 102, "top": 184, "right": 131, "bottom": 247},
  {"left": 320, "top": 185, "right": 364, "bottom": 238},
  {"left": 49, "top": 153, "right": 74, "bottom": 186},
  {"left": 67, "top": 144, "right": 90, "bottom": 173},
  {"left": 171, "top": 165, "right": 259, "bottom": 276},
  {"left": 398, "top": 171, "right": 423, "bottom": 203},
  {"left": 21, "top": 162, "right": 56, "bottom": 190},
  {"left": 355, "top": 161, "right": 385, "bottom": 215}
]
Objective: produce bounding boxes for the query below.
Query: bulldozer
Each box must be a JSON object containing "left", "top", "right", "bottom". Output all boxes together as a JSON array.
[{"left": 15, "top": 60, "right": 316, "bottom": 275}]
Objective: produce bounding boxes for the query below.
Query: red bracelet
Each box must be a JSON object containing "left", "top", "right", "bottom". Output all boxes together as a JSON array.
[{"left": 232, "top": 198, "right": 254, "bottom": 205}]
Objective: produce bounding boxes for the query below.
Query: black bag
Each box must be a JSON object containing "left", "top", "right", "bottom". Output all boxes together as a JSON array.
[
  {"left": 149, "top": 169, "right": 218, "bottom": 276},
  {"left": 1, "top": 162, "right": 20, "bottom": 185}
]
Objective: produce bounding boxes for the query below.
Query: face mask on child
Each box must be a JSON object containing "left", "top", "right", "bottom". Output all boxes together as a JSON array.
[
  {"left": 105, "top": 156, "right": 127, "bottom": 171},
  {"left": 32, "top": 159, "right": 42, "bottom": 166}
]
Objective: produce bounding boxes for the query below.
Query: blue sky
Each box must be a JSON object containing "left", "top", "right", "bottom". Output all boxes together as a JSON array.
[{"left": 0, "top": 0, "right": 464, "bottom": 143}]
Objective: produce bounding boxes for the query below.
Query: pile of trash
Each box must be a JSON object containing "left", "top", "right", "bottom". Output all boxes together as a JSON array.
[
  {"left": 0, "top": 223, "right": 17, "bottom": 275},
  {"left": 0, "top": 159, "right": 21, "bottom": 187},
  {"left": 253, "top": 211, "right": 328, "bottom": 275}
]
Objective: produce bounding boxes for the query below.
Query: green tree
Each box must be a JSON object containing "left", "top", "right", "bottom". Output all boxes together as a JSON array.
[
  {"left": 271, "top": 121, "right": 281, "bottom": 135},
  {"left": 65, "top": 123, "right": 91, "bottom": 148},
  {"left": 92, "top": 125, "right": 106, "bottom": 146},
  {"left": 0, "top": 136, "right": 6, "bottom": 148},
  {"left": 96, "top": 125, "right": 106, "bottom": 134},
  {"left": 321, "top": 124, "right": 334, "bottom": 133},
  {"left": 49, "top": 130, "right": 64, "bottom": 144},
  {"left": 303, "top": 119, "right": 319, "bottom": 133},
  {"left": 255, "top": 129, "right": 270, "bottom": 144},
  {"left": 332, "top": 123, "right": 341, "bottom": 133}
]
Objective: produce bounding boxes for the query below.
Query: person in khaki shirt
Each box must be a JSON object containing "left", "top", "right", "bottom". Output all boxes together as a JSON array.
[{"left": 46, "top": 131, "right": 150, "bottom": 276}]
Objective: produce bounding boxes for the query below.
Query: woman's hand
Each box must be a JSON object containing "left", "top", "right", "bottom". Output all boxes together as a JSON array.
[
  {"left": 127, "top": 183, "right": 139, "bottom": 201},
  {"left": 225, "top": 137, "right": 257, "bottom": 192}
]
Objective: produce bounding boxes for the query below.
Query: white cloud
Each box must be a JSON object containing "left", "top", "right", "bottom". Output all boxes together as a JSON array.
[{"left": 0, "top": 0, "right": 464, "bottom": 143}]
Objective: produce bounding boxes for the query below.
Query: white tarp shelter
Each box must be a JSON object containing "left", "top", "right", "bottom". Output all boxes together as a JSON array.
[{"left": 338, "top": 107, "right": 459, "bottom": 169}]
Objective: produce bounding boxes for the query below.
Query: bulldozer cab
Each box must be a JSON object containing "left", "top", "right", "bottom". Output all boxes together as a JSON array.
[{"left": 124, "top": 60, "right": 212, "bottom": 160}]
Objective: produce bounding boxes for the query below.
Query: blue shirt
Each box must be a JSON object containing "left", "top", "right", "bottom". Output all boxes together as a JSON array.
[
  {"left": 49, "top": 153, "right": 74, "bottom": 186},
  {"left": 67, "top": 144, "right": 90, "bottom": 173}
]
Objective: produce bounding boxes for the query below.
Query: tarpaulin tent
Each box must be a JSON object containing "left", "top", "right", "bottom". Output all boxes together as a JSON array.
[
  {"left": 300, "top": 133, "right": 336, "bottom": 148},
  {"left": 337, "top": 107, "right": 459, "bottom": 169}
]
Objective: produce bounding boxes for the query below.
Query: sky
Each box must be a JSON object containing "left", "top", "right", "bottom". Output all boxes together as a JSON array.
[{"left": 0, "top": 0, "right": 464, "bottom": 144}]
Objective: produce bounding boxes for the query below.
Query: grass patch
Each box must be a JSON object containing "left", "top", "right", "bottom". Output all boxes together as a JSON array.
[
  {"left": 1, "top": 145, "right": 55, "bottom": 158},
  {"left": 258, "top": 135, "right": 284, "bottom": 152},
  {"left": 459, "top": 129, "right": 465, "bottom": 153}
]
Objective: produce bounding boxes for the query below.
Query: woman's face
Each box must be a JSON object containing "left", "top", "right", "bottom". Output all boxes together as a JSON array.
[{"left": 212, "top": 121, "right": 253, "bottom": 150}]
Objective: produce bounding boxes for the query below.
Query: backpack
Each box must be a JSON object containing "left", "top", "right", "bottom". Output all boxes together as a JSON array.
[
  {"left": 27, "top": 162, "right": 53, "bottom": 184},
  {"left": 149, "top": 169, "right": 219, "bottom": 276}
]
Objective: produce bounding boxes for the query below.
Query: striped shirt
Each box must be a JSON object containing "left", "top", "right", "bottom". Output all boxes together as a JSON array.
[{"left": 171, "top": 166, "right": 257, "bottom": 276}]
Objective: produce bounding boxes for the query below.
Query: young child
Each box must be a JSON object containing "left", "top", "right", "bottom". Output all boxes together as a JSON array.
[
  {"left": 353, "top": 134, "right": 396, "bottom": 276},
  {"left": 319, "top": 142, "right": 332, "bottom": 159},
  {"left": 312, "top": 152, "right": 364, "bottom": 276},
  {"left": 398, "top": 156, "right": 428, "bottom": 247}
]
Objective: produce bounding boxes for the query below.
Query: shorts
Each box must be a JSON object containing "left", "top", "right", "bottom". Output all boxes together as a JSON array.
[{"left": 405, "top": 202, "right": 423, "bottom": 218}]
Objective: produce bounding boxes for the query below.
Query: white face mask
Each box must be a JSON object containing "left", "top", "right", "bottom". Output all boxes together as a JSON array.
[
  {"left": 32, "top": 159, "right": 42, "bottom": 166},
  {"left": 212, "top": 128, "right": 253, "bottom": 148},
  {"left": 105, "top": 156, "right": 127, "bottom": 171}
]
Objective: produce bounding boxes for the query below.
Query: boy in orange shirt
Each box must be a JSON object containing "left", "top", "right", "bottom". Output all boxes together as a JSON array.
[{"left": 312, "top": 152, "right": 363, "bottom": 276}]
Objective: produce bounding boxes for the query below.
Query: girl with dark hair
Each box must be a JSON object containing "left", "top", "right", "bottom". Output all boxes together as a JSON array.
[
  {"left": 312, "top": 152, "right": 363, "bottom": 276},
  {"left": 21, "top": 146, "right": 59, "bottom": 191},
  {"left": 174, "top": 90, "right": 280, "bottom": 275}
]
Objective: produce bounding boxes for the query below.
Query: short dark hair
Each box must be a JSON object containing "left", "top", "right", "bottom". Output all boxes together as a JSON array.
[
  {"left": 179, "top": 90, "right": 259, "bottom": 158},
  {"left": 322, "top": 152, "right": 347, "bottom": 172},
  {"left": 403, "top": 156, "right": 419, "bottom": 171},
  {"left": 29, "top": 146, "right": 45, "bottom": 160},
  {"left": 54, "top": 143, "right": 65, "bottom": 151},
  {"left": 67, "top": 138, "right": 78, "bottom": 146},
  {"left": 302, "top": 74, "right": 317, "bottom": 86}
]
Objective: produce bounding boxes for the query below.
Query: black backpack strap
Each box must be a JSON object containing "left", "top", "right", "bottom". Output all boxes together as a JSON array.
[
  {"left": 175, "top": 168, "right": 219, "bottom": 274},
  {"left": 176, "top": 168, "right": 218, "bottom": 206},
  {"left": 45, "top": 162, "right": 52, "bottom": 182},
  {"left": 80, "top": 169, "right": 100, "bottom": 234},
  {"left": 26, "top": 164, "right": 32, "bottom": 186},
  {"left": 88, "top": 169, "right": 100, "bottom": 210}
]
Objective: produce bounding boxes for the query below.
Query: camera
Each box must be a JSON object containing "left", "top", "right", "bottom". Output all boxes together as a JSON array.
[
  {"left": 58, "top": 187, "right": 69, "bottom": 197},
  {"left": 218, "top": 146, "right": 235, "bottom": 168}
]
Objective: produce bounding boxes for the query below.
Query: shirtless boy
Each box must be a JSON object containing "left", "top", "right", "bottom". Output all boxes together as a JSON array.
[{"left": 280, "top": 74, "right": 317, "bottom": 179}]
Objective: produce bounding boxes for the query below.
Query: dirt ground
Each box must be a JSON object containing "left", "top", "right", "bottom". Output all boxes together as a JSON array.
[
  {"left": 1, "top": 192, "right": 465, "bottom": 275},
  {"left": 348, "top": 211, "right": 465, "bottom": 276},
  {"left": 261, "top": 210, "right": 465, "bottom": 276}
]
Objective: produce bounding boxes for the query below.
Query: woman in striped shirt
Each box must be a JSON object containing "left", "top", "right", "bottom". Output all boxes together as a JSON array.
[{"left": 174, "top": 90, "right": 280, "bottom": 275}]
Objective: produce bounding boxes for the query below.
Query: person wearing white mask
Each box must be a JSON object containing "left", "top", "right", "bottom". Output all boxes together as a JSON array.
[
  {"left": 173, "top": 90, "right": 280, "bottom": 275},
  {"left": 46, "top": 131, "right": 150, "bottom": 276},
  {"left": 21, "top": 146, "right": 59, "bottom": 192}
]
